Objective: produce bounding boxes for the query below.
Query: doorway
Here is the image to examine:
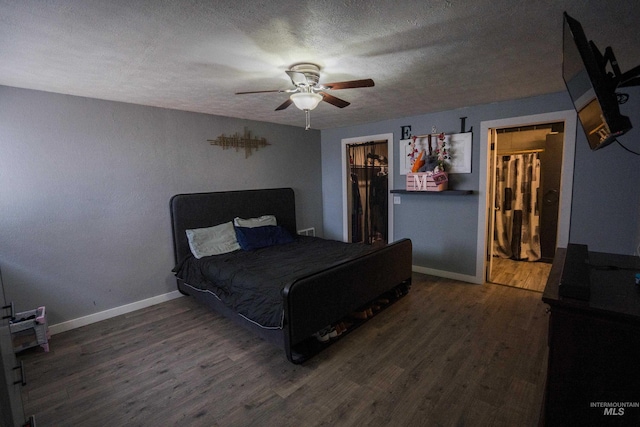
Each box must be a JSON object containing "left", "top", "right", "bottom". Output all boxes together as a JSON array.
[
  {"left": 476, "top": 111, "right": 577, "bottom": 287},
  {"left": 341, "top": 133, "right": 394, "bottom": 243},
  {"left": 346, "top": 141, "right": 388, "bottom": 243},
  {"left": 488, "top": 122, "right": 564, "bottom": 291}
]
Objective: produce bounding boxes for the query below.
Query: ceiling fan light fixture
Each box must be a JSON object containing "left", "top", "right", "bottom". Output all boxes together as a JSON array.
[{"left": 290, "top": 92, "right": 323, "bottom": 110}]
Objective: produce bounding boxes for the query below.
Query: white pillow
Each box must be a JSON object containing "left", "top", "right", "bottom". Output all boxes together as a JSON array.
[
  {"left": 185, "top": 221, "right": 240, "bottom": 259},
  {"left": 233, "top": 215, "right": 277, "bottom": 228}
]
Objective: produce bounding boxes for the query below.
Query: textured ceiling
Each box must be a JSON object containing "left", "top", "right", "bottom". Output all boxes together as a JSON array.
[{"left": 1, "top": 1, "right": 639, "bottom": 130}]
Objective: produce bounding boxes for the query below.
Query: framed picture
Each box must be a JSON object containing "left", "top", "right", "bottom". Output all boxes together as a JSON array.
[
  {"left": 446, "top": 132, "right": 472, "bottom": 173},
  {"left": 400, "top": 137, "right": 424, "bottom": 175},
  {"left": 399, "top": 132, "right": 472, "bottom": 175}
]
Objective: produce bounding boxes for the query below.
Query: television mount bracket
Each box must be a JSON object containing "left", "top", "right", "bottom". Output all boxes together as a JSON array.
[{"left": 596, "top": 43, "right": 640, "bottom": 89}]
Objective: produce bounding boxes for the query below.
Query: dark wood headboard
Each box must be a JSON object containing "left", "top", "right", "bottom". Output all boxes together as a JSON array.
[{"left": 169, "top": 188, "right": 297, "bottom": 265}]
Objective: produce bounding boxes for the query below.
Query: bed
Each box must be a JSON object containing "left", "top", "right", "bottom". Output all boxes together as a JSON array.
[{"left": 170, "top": 188, "right": 412, "bottom": 363}]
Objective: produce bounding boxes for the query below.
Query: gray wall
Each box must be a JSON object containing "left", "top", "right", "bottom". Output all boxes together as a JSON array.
[
  {"left": 322, "top": 89, "right": 640, "bottom": 276},
  {"left": 3, "top": 83, "right": 638, "bottom": 326},
  {"left": 0, "top": 85, "right": 322, "bottom": 325},
  {"left": 570, "top": 86, "right": 640, "bottom": 254}
]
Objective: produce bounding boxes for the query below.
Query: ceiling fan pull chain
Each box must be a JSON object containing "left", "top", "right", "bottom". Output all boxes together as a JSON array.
[{"left": 305, "top": 110, "right": 311, "bottom": 130}]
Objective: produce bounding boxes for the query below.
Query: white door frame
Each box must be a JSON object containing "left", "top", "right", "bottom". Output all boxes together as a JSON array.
[
  {"left": 476, "top": 111, "right": 577, "bottom": 283},
  {"left": 341, "top": 133, "right": 394, "bottom": 243}
]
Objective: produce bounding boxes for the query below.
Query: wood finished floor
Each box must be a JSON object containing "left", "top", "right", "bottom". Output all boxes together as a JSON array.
[
  {"left": 490, "top": 257, "right": 552, "bottom": 293},
  {"left": 18, "top": 273, "right": 549, "bottom": 427}
]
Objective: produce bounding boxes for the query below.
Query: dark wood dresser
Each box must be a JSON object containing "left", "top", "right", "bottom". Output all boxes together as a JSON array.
[{"left": 542, "top": 247, "right": 640, "bottom": 426}]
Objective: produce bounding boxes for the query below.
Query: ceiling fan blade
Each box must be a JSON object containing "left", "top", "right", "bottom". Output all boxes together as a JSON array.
[
  {"left": 236, "top": 89, "right": 284, "bottom": 95},
  {"left": 286, "top": 70, "right": 308, "bottom": 86},
  {"left": 322, "top": 79, "right": 375, "bottom": 90},
  {"left": 320, "top": 92, "right": 350, "bottom": 108},
  {"left": 275, "top": 98, "right": 293, "bottom": 111}
]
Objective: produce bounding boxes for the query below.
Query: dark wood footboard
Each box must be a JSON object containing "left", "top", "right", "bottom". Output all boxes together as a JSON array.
[{"left": 283, "top": 238, "right": 412, "bottom": 363}]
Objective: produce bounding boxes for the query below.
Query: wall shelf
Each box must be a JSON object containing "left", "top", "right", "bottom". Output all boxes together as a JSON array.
[{"left": 390, "top": 189, "right": 474, "bottom": 195}]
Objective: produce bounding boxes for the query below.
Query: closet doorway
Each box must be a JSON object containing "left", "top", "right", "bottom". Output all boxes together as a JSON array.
[
  {"left": 478, "top": 111, "right": 576, "bottom": 286},
  {"left": 487, "top": 122, "right": 564, "bottom": 291},
  {"left": 341, "top": 133, "right": 394, "bottom": 244}
]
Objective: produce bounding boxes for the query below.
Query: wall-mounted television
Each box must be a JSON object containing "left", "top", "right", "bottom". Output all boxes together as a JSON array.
[{"left": 562, "top": 12, "right": 637, "bottom": 150}]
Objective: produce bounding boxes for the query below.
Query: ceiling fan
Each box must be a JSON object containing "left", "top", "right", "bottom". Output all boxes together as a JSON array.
[{"left": 236, "top": 63, "right": 374, "bottom": 129}]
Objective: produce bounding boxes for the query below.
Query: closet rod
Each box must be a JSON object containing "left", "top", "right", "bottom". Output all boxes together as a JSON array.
[
  {"left": 348, "top": 140, "right": 387, "bottom": 147},
  {"left": 499, "top": 148, "right": 545, "bottom": 155}
]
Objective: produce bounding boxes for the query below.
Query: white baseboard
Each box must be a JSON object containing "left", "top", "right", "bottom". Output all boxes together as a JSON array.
[
  {"left": 48, "top": 290, "right": 184, "bottom": 335},
  {"left": 49, "top": 268, "right": 478, "bottom": 336},
  {"left": 412, "top": 265, "right": 483, "bottom": 284}
]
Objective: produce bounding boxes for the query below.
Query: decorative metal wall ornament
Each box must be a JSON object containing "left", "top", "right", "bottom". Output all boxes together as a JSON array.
[{"left": 207, "top": 128, "right": 270, "bottom": 158}]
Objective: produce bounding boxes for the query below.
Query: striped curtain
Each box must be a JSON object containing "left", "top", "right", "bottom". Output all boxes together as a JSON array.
[{"left": 493, "top": 153, "right": 541, "bottom": 261}]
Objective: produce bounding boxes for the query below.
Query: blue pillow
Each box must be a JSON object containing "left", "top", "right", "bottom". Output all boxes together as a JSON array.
[{"left": 234, "top": 225, "right": 294, "bottom": 251}]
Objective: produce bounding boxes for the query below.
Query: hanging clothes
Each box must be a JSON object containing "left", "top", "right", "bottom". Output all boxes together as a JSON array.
[
  {"left": 370, "top": 173, "right": 388, "bottom": 242},
  {"left": 493, "top": 153, "right": 541, "bottom": 261},
  {"left": 351, "top": 172, "right": 363, "bottom": 242},
  {"left": 348, "top": 142, "right": 388, "bottom": 244}
]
